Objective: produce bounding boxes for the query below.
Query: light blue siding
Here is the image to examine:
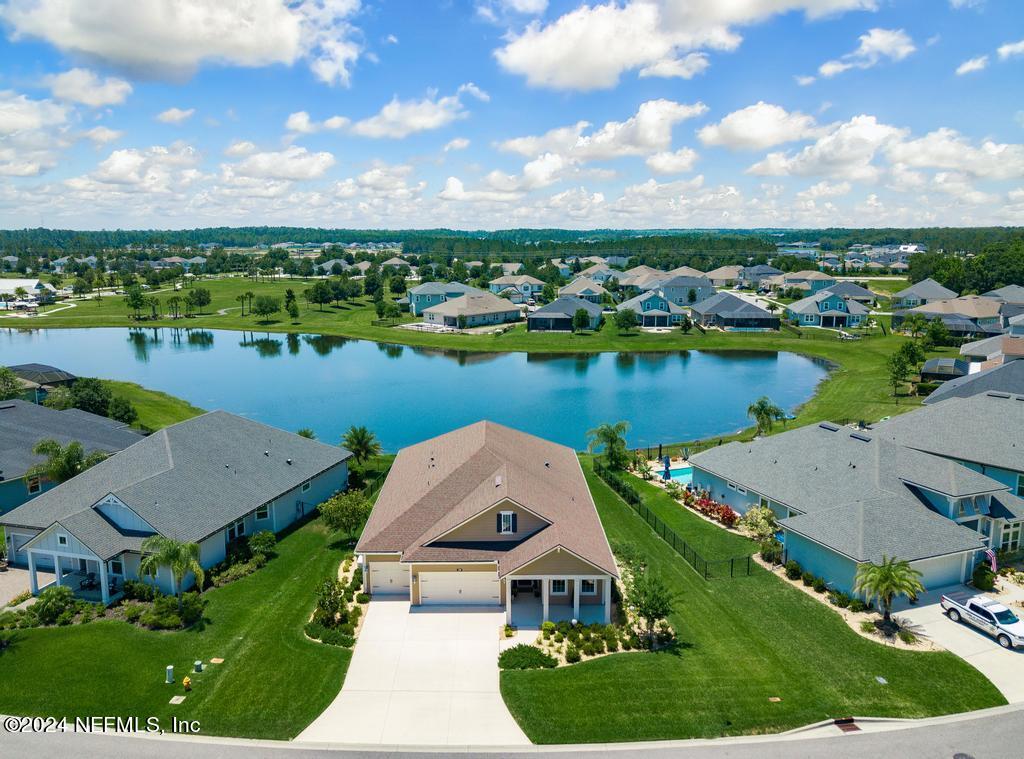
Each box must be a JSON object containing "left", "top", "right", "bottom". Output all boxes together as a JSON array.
[
  {"left": 0, "top": 478, "right": 56, "bottom": 516},
  {"left": 690, "top": 467, "right": 759, "bottom": 515},
  {"left": 783, "top": 531, "right": 859, "bottom": 595}
]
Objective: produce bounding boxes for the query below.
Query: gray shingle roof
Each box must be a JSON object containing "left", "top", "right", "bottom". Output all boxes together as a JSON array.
[
  {"left": 984, "top": 284, "right": 1024, "bottom": 305},
  {"left": 872, "top": 392, "right": 1024, "bottom": 474},
  {"left": 895, "top": 278, "right": 957, "bottom": 301},
  {"left": 618, "top": 290, "right": 685, "bottom": 314},
  {"left": 0, "top": 412, "right": 351, "bottom": 550},
  {"left": 690, "top": 291, "right": 773, "bottom": 318},
  {"left": 788, "top": 291, "right": 869, "bottom": 315},
  {"left": 925, "top": 361, "right": 1024, "bottom": 405},
  {"left": 409, "top": 281, "right": 481, "bottom": 297},
  {"left": 820, "top": 281, "right": 875, "bottom": 300},
  {"left": 528, "top": 296, "right": 603, "bottom": 320},
  {"left": 0, "top": 400, "right": 142, "bottom": 481}
]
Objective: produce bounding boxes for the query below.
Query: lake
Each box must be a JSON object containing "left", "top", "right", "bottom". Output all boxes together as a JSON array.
[{"left": 1, "top": 328, "right": 829, "bottom": 451}]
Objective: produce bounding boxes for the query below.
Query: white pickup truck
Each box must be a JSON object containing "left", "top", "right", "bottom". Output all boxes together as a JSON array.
[{"left": 940, "top": 591, "right": 1024, "bottom": 649}]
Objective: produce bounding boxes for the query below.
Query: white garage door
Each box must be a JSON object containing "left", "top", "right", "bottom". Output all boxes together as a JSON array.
[
  {"left": 420, "top": 571, "right": 500, "bottom": 605},
  {"left": 914, "top": 554, "right": 966, "bottom": 591},
  {"left": 369, "top": 561, "right": 410, "bottom": 596}
]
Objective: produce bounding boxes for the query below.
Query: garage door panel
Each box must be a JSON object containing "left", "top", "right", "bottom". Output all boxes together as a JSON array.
[
  {"left": 420, "top": 571, "right": 500, "bottom": 605},
  {"left": 370, "top": 562, "right": 410, "bottom": 595}
]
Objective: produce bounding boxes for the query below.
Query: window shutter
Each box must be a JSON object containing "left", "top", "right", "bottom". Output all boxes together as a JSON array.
[
  {"left": 496, "top": 513, "right": 502, "bottom": 533},
  {"left": 511, "top": 513, "right": 518, "bottom": 533}
]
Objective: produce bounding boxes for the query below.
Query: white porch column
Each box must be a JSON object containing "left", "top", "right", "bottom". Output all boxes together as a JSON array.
[
  {"left": 53, "top": 553, "right": 61, "bottom": 586},
  {"left": 505, "top": 577, "right": 512, "bottom": 625},
  {"left": 99, "top": 561, "right": 109, "bottom": 606},
  {"left": 542, "top": 579, "right": 549, "bottom": 622},
  {"left": 603, "top": 578, "right": 611, "bottom": 624},
  {"left": 27, "top": 551, "right": 38, "bottom": 595},
  {"left": 572, "top": 579, "right": 580, "bottom": 620}
]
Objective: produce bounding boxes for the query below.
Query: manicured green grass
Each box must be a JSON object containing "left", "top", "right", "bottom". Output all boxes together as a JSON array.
[
  {"left": 22, "top": 276, "right": 954, "bottom": 433},
  {"left": 499, "top": 457, "right": 1004, "bottom": 744},
  {"left": 101, "top": 379, "right": 205, "bottom": 431},
  {"left": 0, "top": 518, "right": 353, "bottom": 739}
]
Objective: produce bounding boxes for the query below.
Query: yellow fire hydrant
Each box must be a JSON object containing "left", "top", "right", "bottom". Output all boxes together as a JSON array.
[{"left": 182, "top": 676, "right": 192, "bottom": 692}]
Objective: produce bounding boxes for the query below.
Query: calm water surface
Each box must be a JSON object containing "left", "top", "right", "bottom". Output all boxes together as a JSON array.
[{"left": 1, "top": 328, "right": 829, "bottom": 451}]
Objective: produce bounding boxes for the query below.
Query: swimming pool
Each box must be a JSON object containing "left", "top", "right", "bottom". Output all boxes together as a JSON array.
[{"left": 666, "top": 466, "right": 693, "bottom": 485}]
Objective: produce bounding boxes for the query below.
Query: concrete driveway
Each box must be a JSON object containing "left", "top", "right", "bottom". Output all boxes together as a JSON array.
[
  {"left": 0, "top": 566, "right": 52, "bottom": 607},
  {"left": 894, "top": 586, "right": 1024, "bottom": 703},
  {"left": 297, "top": 598, "right": 529, "bottom": 746}
]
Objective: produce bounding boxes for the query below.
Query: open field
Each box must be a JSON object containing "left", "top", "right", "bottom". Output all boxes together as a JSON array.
[
  {"left": 6, "top": 276, "right": 953, "bottom": 437},
  {"left": 499, "top": 457, "right": 1005, "bottom": 743},
  {"left": 101, "top": 380, "right": 205, "bottom": 431}
]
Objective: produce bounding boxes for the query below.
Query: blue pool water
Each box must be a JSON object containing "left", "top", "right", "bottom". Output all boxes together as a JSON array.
[
  {"left": 666, "top": 466, "right": 693, "bottom": 485},
  {"left": 0, "top": 328, "right": 828, "bottom": 451}
]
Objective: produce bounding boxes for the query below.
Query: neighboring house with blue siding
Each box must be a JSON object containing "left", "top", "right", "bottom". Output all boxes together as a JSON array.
[
  {"left": 0, "top": 400, "right": 142, "bottom": 515},
  {"left": 639, "top": 275, "right": 715, "bottom": 306},
  {"left": 0, "top": 412, "right": 350, "bottom": 604},
  {"left": 892, "top": 278, "right": 957, "bottom": 310},
  {"left": 780, "top": 270, "right": 837, "bottom": 294},
  {"left": 488, "top": 274, "right": 544, "bottom": 303},
  {"left": 617, "top": 290, "right": 686, "bottom": 327},
  {"left": 689, "top": 392, "right": 1024, "bottom": 596},
  {"left": 407, "top": 281, "right": 482, "bottom": 316},
  {"left": 787, "top": 290, "right": 868, "bottom": 328}
]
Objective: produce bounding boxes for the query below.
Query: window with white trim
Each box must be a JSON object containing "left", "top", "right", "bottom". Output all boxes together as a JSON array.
[
  {"left": 499, "top": 511, "right": 514, "bottom": 535},
  {"left": 301, "top": 481, "right": 311, "bottom": 493},
  {"left": 256, "top": 504, "right": 270, "bottom": 520},
  {"left": 57, "top": 534, "right": 68, "bottom": 546},
  {"left": 727, "top": 482, "right": 736, "bottom": 491},
  {"left": 550, "top": 579, "right": 567, "bottom": 595},
  {"left": 580, "top": 579, "right": 597, "bottom": 595},
  {"left": 226, "top": 518, "right": 246, "bottom": 542},
  {"left": 736, "top": 486, "right": 747, "bottom": 495},
  {"left": 1002, "top": 522, "right": 1022, "bottom": 552},
  {"left": 109, "top": 559, "right": 124, "bottom": 575},
  {"left": 27, "top": 476, "right": 42, "bottom": 494}
]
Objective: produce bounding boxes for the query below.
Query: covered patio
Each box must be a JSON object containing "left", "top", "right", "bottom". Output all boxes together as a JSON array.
[
  {"left": 505, "top": 576, "right": 613, "bottom": 628},
  {"left": 26, "top": 549, "right": 123, "bottom": 606}
]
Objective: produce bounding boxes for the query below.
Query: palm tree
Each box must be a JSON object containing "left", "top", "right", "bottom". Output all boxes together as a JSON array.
[
  {"left": 747, "top": 396, "right": 785, "bottom": 437},
  {"left": 342, "top": 425, "right": 382, "bottom": 466},
  {"left": 167, "top": 295, "right": 182, "bottom": 319},
  {"left": 26, "top": 439, "right": 108, "bottom": 485},
  {"left": 139, "top": 535, "right": 204, "bottom": 609},
  {"left": 244, "top": 291, "right": 255, "bottom": 313},
  {"left": 854, "top": 556, "right": 925, "bottom": 624},
  {"left": 235, "top": 293, "right": 247, "bottom": 316},
  {"left": 587, "top": 420, "right": 630, "bottom": 470}
]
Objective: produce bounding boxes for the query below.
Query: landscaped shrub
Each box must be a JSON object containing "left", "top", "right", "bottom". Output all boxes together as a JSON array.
[
  {"left": 122, "top": 579, "right": 159, "bottom": 601},
  {"left": 897, "top": 628, "right": 917, "bottom": 644},
  {"left": 355, "top": 592, "right": 370, "bottom": 604},
  {"left": 605, "top": 635, "right": 619, "bottom": 652},
  {"left": 248, "top": 530, "right": 277, "bottom": 558},
  {"left": 553, "top": 632, "right": 563, "bottom": 643},
  {"left": 784, "top": 560, "right": 802, "bottom": 580},
  {"left": 860, "top": 619, "right": 876, "bottom": 634},
  {"left": 178, "top": 592, "right": 206, "bottom": 625},
  {"left": 828, "top": 591, "right": 852, "bottom": 608},
  {"left": 141, "top": 609, "right": 182, "bottom": 630},
  {"left": 801, "top": 571, "right": 815, "bottom": 587},
  {"left": 498, "top": 644, "right": 558, "bottom": 670},
  {"left": 34, "top": 585, "right": 75, "bottom": 625},
  {"left": 812, "top": 577, "right": 828, "bottom": 593},
  {"left": 565, "top": 644, "right": 581, "bottom": 663},
  {"left": 849, "top": 599, "right": 868, "bottom": 613},
  {"left": 122, "top": 603, "right": 144, "bottom": 623},
  {"left": 56, "top": 609, "right": 75, "bottom": 626},
  {"left": 760, "top": 538, "right": 783, "bottom": 565},
  {"left": 973, "top": 562, "right": 996, "bottom": 591},
  {"left": 305, "top": 622, "right": 355, "bottom": 647}
]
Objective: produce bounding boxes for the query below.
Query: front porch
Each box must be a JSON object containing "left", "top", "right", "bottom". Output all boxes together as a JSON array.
[
  {"left": 505, "top": 576, "right": 613, "bottom": 628},
  {"left": 28, "top": 551, "right": 123, "bottom": 606}
]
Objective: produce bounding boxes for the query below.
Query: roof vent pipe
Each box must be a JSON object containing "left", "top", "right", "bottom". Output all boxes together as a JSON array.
[{"left": 287, "top": 459, "right": 293, "bottom": 465}]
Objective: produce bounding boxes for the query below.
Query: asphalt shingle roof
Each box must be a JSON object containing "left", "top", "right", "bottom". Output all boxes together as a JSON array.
[
  {"left": 895, "top": 278, "right": 957, "bottom": 301},
  {"left": 690, "top": 291, "right": 773, "bottom": 318},
  {"left": 1, "top": 412, "right": 351, "bottom": 553},
  {"left": 528, "top": 296, "right": 603, "bottom": 319},
  {"left": 924, "top": 361, "right": 1024, "bottom": 405},
  {"left": 0, "top": 400, "right": 142, "bottom": 481}
]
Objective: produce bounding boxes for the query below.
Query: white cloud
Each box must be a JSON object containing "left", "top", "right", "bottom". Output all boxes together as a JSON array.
[
  {"left": 956, "top": 55, "right": 988, "bottom": 75},
  {"left": 497, "top": 122, "right": 590, "bottom": 157},
  {"left": 0, "top": 90, "right": 66, "bottom": 134},
  {"left": 997, "top": 39, "right": 1024, "bottom": 60},
  {"left": 0, "top": 91, "right": 69, "bottom": 176},
  {"left": 349, "top": 83, "right": 488, "bottom": 138},
  {"left": 284, "top": 111, "right": 349, "bottom": 134},
  {"left": 818, "top": 28, "right": 915, "bottom": 78},
  {"left": 224, "top": 140, "right": 257, "bottom": 156},
  {"left": 333, "top": 162, "right": 425, "bottom": 200},
  {"left": 950, "top": 0, "right": 983, "bottom": 8},
  {"left": 638, "top": 52, "right": 709, "bottom": 80},
  {"left": 795, "top": 180, "right": 851, "bottom": 199},
  {"left": 484, "top": 152, "right": 574, "bottom": 192},
  {"left": 886, "top": 128, "right": 1024, "bottom": 180},
  {"left": 232, "top": 145, "right": 336, "bottom": 180},
  {"left": 438, "top": 176, "right": 522, "bottom": 203},
  {"left": 1, "top": 0, "right": 365, "bottom": 87},
  {"left": 795, "top": 75, "right": 817, "bottom": 86},
  {"left": 932, "top": 171, "right": 998, "bottom": 204},
  {"left": 65, "top": 141, "right": 201, "bottom": 194},
  {"left": 494, "top": 0, "right": 878, "bottom": 91},
  {"left": 82, "top": 126, "right": 123, "bottom": 145},
  {"left": 698, "top": 102, "right": 820, "bottom": 150},
  {"left": 748, "top": 114, "right": 907, "bottom": 181},
  {"left": 385, "top": 34, "right": 398, "bottom": 44},
  {"left": 45, "top": 68, "right": 132, "bottom": 107},
  {"left": 444, "top": 137, "right": 470, "bottom": 151},
  {"left": 157, "top": 107, "right": 195, "bottom": 124},
  {"left": 645, "top": 148, "right": 699, "bottom": 174}
]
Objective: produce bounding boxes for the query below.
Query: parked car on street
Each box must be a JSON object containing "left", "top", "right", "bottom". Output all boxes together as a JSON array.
[{"left": 941, "top": 591, "right": 1024, "bottom": 649}]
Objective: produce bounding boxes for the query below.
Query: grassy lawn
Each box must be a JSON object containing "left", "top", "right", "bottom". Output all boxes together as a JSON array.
[
  {"left": 0, "top": 517, "right": 353, "bottom": 739},
  {"left": 17, "top": 275, "right": 954, "bottom": 433},
  {"left": 101, "top": 379, "right": 205, "bottom": 431},
  {"left": 499, "top": 457, "right": 1004, "bottom": 744}
]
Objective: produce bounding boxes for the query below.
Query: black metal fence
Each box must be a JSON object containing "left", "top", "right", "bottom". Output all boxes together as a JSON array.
[{"left": 593, "top": 459, "right": 753, "bottom": 580}]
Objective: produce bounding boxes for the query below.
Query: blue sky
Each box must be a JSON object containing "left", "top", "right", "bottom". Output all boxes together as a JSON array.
[{"left": 0, "top": 0, "right": 1021, "bottom": 230}]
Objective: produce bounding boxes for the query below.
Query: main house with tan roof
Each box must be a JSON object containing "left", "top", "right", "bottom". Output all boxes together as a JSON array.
[{"left": 356, "top": 421, "right": 618, "bottom": 626}]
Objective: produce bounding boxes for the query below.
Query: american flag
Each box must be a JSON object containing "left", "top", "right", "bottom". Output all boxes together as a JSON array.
[{"left": 985, "top": 549, "right": 997, "bottom": 573}]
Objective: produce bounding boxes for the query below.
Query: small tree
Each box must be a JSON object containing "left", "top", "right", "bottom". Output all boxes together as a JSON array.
[
  {"left": 854, "top": 556, "right": 925, "bottom": 624},
  {"left": 456, "top": 314, "right": 468, "bottom": 330},
  {"left": 0, "top": 366, "right": 21, "bottom": 400},
  {"left": 26, "top": 439, "right": 108, "bottom": 485},
  {"left": 296, "top": 427, "right": 316, "bottom": 439},
  {"left": 746, "top": 396, "right": 785, "bottom": 436},
  {"left": 287, "top": 299, "right": 300, "bottom": 321},
  {"left": 615, "top": 308, "right": 638, "bottom": 333},
  {"left": 108, "top": 396, "right": 138, "bottom": 425},
  {"left": 738, "top": 505, "right": 778, "bottom": 541},
  {"left": 887, "top": 352, "right": 909, "bottom": 399},
  {"left": 191, "top": 287, "right": 212, "bottom": 314},
  {"left": 902, "top": 312, "right": 927, "bottom": 338},
  {"left": 629, "top": 573, "right": 676, "bottom": 647},
  {"left": 680, "top": 315, "right": 693, "bottom": 334},
  {"left": 586, "top": 420, "right": 631, "bottom": 470},
  {"left": 342, "top": 425, "right": 382, "bottom": 466},
  {"left": 687, "top": 288, "right": 697, "bottom": 304},
  {"left": 926, "top": 317, "right": 951, "bottom": 347},
  {"left": 123, "top": 285, "right": 146, "bottom": 319},
  {"left": 319, "top": 492, "right": 372, "bottom": 536},
  {"left": 252, "top": 295, "right": 281, "bottom": 322},
  {"left": 139, "top": 535, "right": 205, "bottom": 609},
  {"left": 571, "top": 308, "right": 590, "bottom": 333}
]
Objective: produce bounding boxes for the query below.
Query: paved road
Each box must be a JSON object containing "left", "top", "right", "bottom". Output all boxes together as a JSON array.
[{"left": 5, "top": 703, "right": 1023, "bottom": 758}]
